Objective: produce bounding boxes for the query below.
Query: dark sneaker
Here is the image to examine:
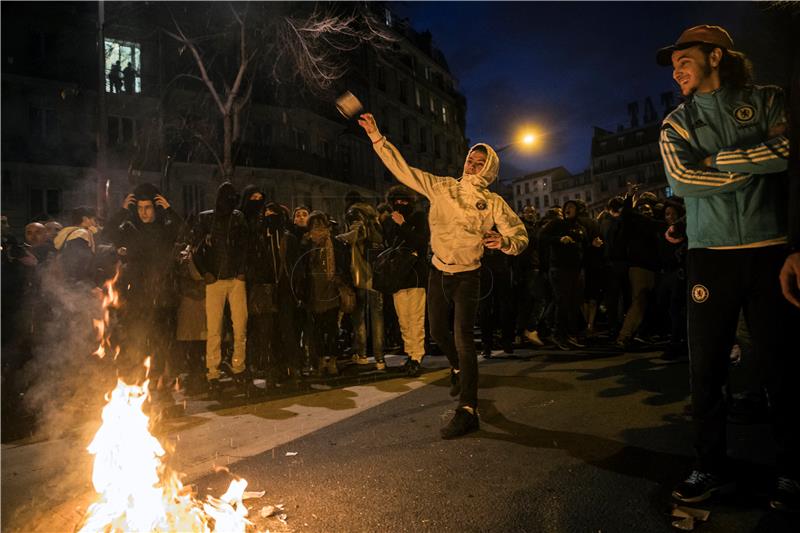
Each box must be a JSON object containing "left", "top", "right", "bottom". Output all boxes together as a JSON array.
[
  {"left": 207, "top": 379, "right": 223, "bottom": 401},
  {"left": 553, "top": 337, "right": 572, "bottom": 351},
  {"left": 482, "top": 347, "right": 492, "bottom": 359},
  {"left": 440, "top": 407, "right": 480, "bottom": 439},
  {"left": 769, "top": 476, "right": 800, "bottom": 512},
  {"left": 449, "top": 370, "right": 461, "bottom": 397},
  {"left": 405, "top": 359, "right": 421, "bottom": 377},
  {"left": 672, "top": 470, "right": 734, "bottom": 503},
  {"left": 502, "top": 341, "right": 514, "bottom": 354},
  {"left": 566, "top": 336, "right": 586, "bottom": 348}
]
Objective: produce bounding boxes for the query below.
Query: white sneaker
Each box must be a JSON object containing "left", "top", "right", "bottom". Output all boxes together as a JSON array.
[
  {"left": 523, "top": 329, "right": 545, "bottom": 347},
  {"left": 352, "top": 354, "right": 370, "bottom": 365}
]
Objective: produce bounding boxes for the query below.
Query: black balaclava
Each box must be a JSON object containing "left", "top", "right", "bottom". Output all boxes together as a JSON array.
[
  {"left": 264, "top": 202, "right": 286, "bottom": 231},
  {"left": 386, "top": 185, "right": 415, "bottom": 218},
  {"left": 240, "top": 184, "right": 265, "bottom": 221},
  {"left": 215, "top": 181, "right": 238, "bottom": 217}
]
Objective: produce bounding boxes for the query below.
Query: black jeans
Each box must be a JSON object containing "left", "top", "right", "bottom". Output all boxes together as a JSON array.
[
  {"left": 479, "top": 266, "right": 514, "bottom": 349},
  {"left": 549, "top": 268, "right": 582, "bottom": 339},
  {"left": 428, "top": 267, "right": 481, "bottom": 409},
  {"left": 687, "top": 246, "right": 800, "bottom": 477}
]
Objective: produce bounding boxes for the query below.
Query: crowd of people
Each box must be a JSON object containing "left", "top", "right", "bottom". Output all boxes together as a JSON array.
[{"left": 1, "top": 177, "right": 689, "bottom": 404}]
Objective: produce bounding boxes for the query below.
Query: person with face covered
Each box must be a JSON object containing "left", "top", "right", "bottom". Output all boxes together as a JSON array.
[
  {"left": 192, "top": 181, "right": 249, "bottom": 397},
  {"left": 381, "top": 185, "right": 430, "bottom": 376},
  {"left": 54, "top": 206, "right": 100, "bottom": 286},
  {"left": 358, "top": 113, "right": 528, "bottom": 439}
]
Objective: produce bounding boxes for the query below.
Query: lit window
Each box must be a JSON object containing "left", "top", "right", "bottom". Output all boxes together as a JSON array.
[
  {"left": 105, "top": 38, "right": 141, "bottom": 94},
  {"left": 384, "top": 8, "right": 392, "bottom": 26},
  {"left": 442, "top": 105, "right": 448, "bottom": 124}
]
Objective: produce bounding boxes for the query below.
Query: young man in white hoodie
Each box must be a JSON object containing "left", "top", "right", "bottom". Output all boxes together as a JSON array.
[{"left": 359, "top": 113, "right": 528, "bottom": 438}]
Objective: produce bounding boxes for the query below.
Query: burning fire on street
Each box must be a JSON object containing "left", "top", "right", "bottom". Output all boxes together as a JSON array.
[{"left": 77, "top": 268, "right": 258, "bottom": 532}]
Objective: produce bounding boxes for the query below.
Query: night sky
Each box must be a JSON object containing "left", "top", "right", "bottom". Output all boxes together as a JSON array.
[{"left": 391, "top": 1, "right": 792, "bottom": 179}]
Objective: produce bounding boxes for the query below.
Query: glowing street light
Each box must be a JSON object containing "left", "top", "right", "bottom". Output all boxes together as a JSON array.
[{"left": 496, "top": 131, "right": 538, "bottom": 153}]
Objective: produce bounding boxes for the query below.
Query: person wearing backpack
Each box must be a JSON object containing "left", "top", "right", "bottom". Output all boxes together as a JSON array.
[{"left": 380, "top": 185, "right": 430, "bottom": 377}]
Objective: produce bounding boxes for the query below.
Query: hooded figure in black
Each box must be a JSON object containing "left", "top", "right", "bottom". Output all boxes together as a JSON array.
[
  {"left": 381, "top": 185, "right": 430, "bottom": 375},
  {"left": 103, "top": 182, "right": 184, "bottom": 394},
  {"left": 192, "top": 181, "right": 250, "bottom": 394},
  {"left": 539, "top": 200, "right": 588, "bottom": 350}
]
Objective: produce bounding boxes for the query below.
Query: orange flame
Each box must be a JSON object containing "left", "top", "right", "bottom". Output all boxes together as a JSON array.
[{"left": 80, "top": 266, "right": 251, "bottom": 532}]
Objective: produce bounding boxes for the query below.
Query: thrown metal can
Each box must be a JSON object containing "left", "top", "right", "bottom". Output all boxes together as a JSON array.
[{"left": 335, "top": 91, "right": 364, "bottom": 119}]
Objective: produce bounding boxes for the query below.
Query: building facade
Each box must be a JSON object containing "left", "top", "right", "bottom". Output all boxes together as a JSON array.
[
  {"left": 1, "top": 2, "right": 467, "bottom": 230},
  {"left": 589, "top": 93, "right": 678, "bottom": 210},
  {"left": 511, "top": 166, "right": 566, "bottom": 213}
]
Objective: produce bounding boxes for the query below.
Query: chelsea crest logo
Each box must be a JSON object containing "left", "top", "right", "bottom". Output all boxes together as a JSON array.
[{"left": 733, "top": 105, "right": 755, "bottom": 124}]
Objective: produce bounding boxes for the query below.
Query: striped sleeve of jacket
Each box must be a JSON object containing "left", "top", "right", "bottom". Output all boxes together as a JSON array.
[{"left": 659, "top": 124, "right": 753, "bottom": 198}]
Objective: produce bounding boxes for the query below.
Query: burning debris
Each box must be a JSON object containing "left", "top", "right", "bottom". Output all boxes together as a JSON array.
[{"left": 77, "top": 266, "right": 260, "bottom": 532}]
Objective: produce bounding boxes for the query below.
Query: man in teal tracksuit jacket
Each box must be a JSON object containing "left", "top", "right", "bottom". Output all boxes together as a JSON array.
[{"left": 657, "top": 25, "right": 798, "bottom": 512}]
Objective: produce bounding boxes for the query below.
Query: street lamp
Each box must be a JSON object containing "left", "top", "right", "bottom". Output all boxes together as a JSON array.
[{"left": 496, "top": 132, "right": 537, "bottom": 153}]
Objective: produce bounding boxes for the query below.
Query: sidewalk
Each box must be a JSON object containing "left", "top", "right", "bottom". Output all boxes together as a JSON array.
[{"left": 0, "top": 354, "right": 450, "bottom": 533}]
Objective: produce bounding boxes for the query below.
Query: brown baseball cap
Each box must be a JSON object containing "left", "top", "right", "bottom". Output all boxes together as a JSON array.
[{"left": 656, "top": 25, "right": 734, "bottom": 66}]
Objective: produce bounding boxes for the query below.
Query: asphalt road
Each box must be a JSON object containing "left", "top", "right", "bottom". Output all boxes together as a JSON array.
[
  {"left": 4, "top": 347, "right": 799, "bottom": 533},
  {"left": 193, "top": 349, "right": 800, "bottom": 533}
]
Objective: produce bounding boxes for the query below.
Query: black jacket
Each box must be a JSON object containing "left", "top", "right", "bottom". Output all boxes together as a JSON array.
[
  {"left": 539, "top": 217, "right": 587, "bottom": 271},
  {"left": 620, "top": 196, "right": 666, "bottom": 272},
  {"left": 380, "top": 210, "right": 430, "bottom": 291}
]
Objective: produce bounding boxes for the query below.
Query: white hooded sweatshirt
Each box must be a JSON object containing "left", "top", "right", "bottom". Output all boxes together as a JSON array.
[{"left": 368, "top": 131, "right": 528, "bottom": 273}]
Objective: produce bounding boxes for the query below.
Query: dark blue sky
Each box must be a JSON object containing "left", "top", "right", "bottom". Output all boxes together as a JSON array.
[{"left": 391, "top": 1, "right": 790, "bottom": 179}]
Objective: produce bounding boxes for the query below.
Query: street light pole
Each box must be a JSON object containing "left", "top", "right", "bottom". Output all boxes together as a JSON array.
[{"left": 96, "top": 0, "right": 109, "bottom": 219}]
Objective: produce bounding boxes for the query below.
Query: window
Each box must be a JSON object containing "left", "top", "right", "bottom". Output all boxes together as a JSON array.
[
  {"left": 586, "top": 190, "right": 592, "bottom": 202},
  {"left": 322, "top": 140, "right": 332, "bottom": 159},
  {"left": 617, "top": 154, "right": 624, "bottom": 167},
  {"left": 617, "top": 175, "right": 627, "bottom": 188},
  {"left": 415, "top": 87, "right": 422, "bottom": 110},
  {"left": 105, "top": 37, "right": 141, "bottom": 93},
  {"left": 295, "top": 130, "right": 309, "bottom": 151},
  {"left": 600, "top": 179, "right": 608, "bottom": 192},
  {"left": 419, "top": 126, "right": 428, "bottom": 153},
  {"left": 108, "top": 115, "right": 136, "bottom": 145},
  {"left": 516, "top": 185, "right": 521, "bottom": 195},
  {"left": 402, "top": 117, "right": 411, "bottom": 144},
  {"left": 534, "top": 197, "right": 540, "bottom": 209},
  {"left": 398, "top": 78, "right": 408, "bottom": 104},
  {"left": 618, "top": 136, "right": 625, "bottom": 146},
  {"left": 524, "top": 182, "right": 530, "bottom": 194},
  {"left": 29, "top": 106, "right": 57, "bottom": 141},
  {"left": 637, "top": 150, "right": 644, "bottom": 163},
  {"left": 429, "top": 95, "right": 436, "bottom": 115},
  {"left": 517, "top": 201, "right": 522, "bottom": 211},
  {"left": 544, "top": 195, "right": 550, "bottom": 207},
  {"left": 384, "top": 7, "right": 393, "bottom": 26},
  {"left": 434, "top": 135, "right": 442, "bottom": 158},
  {"left": 29, "top": 188, "right": 61, "bottom": 218},
  {"left": 424, "top": 66, "right": 431, "bottom": 80},
  {"left": 442, "top": 105, "right": 448, "bottom": 124},
  {"left": 543, "top": 178, "right": 548, "bottom": 189},
  {"left": 574, "top": 193, "right": 581, "bottom": 200},
  {"left": 533, "top": 180, "right": 539, "bottom": 192},
  {"left": 599, "top": 159, "right": 607, "bottom": 171}
]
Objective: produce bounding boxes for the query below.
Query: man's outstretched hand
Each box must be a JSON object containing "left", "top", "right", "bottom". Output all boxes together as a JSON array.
[{"left": 358, "top": 113, "right": 378, "bottom": 137}]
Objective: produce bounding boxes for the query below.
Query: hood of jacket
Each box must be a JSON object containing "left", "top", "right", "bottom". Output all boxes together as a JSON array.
[
  {"left": 54, "top": 226, "right": 95, "bottom": 252},
  {"left": 215, "top": 181, "right": 238, "bottom": 216},
  {"left": 460, "top": 143, "right": 500, "bottom": 188}
]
